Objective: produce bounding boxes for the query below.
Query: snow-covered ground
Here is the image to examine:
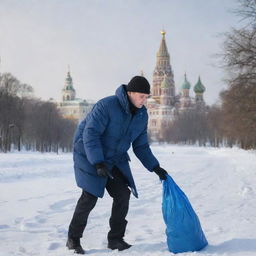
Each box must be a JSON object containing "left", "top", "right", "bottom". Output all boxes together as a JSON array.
[{"left": 0, "top": 145, "right": 256, "bottom": 256}]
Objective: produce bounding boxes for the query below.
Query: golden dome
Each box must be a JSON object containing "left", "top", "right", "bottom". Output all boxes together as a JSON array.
[{"left": 160, "top": 30, "right": 166, "bottom": 36}]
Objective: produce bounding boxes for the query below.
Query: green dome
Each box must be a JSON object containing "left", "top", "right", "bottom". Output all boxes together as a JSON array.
[
  {"left": 181, "top": 74, "right": 191, "bottom": 90},
  {"left": 65, "top": 85, "right": 75, "bottom": 91},
  {"left": 194, "top": 76, "right": 205, "bottom": 93},
  {"left": 161, "top": 74, "right": 170, "bottom": 88},
  {"left": 66, "top": 72, "right": 73, "bottom": 84}
]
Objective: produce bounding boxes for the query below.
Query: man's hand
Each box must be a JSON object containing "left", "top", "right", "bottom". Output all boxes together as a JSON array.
[
  {"left": 153, "top": 166, "right": 168, "bottom": 180},
  {"left": 95, "top": 163, "right": 114, "bottom": 179}
]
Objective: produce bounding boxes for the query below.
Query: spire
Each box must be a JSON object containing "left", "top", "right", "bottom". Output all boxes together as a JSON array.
[
  {"left": 152, "top": 30, "right": 175, "bottom": 103},
  {"left": 157, "top": 30, "right": 169, "bottom": 58},
  {"left": 140, "top": 70, "right": 144, "bottom": 77}
]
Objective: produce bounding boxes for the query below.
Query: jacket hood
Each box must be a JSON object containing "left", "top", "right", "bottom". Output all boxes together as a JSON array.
[{"left": 115, "top": 85, "right": 130, "bottom": 114}]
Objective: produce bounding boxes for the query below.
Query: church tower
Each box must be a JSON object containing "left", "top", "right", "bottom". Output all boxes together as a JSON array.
[
  {"left": 58, "top": 67, "right": 94, "bottom": 121},
  {"left": 62, "top": 67, "right": 76, "bottom": 101},
  {"left": 152, "top": 30, "right": 175, "bottom": 104},
  {"left": 179, "top": 73, "right": 192, "bottom": 110},
  {"left": 194, "top": 76, "right": 206, "bottom": 108}
]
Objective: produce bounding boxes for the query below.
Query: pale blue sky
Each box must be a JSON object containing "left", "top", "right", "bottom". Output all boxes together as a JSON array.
[{"left": 0, "top": 0, "right": 241, "bottom": 104}]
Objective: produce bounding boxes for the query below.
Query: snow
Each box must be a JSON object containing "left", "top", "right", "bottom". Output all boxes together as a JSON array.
[{"left": 0, "top": 145, "right": 256, "bottom": 256}]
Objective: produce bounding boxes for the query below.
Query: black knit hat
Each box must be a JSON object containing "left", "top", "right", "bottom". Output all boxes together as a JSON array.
[{"left": 126, "top": 76, "right": 151, "bottom": 94}]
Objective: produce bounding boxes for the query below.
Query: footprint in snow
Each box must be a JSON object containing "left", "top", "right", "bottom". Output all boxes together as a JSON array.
[
  {"left": 35, "top": 215, "right": 47, "bottom": 224},
  {"left": 14, "top": 217, "right": 24, "bottom": 224},
  {"left": 240, "top": 186, "right": 254, "bottom": 197},
  {"left": 48, "top": 242, "right": 61, "bottom": 250}
]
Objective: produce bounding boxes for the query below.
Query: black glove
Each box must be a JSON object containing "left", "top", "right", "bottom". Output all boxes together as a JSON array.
[
  {"left": 95, "top": 162, "right": 113, "bottom": 179},
  {"left": 153, "top": 166, "right": 168, "bottom": 180}
]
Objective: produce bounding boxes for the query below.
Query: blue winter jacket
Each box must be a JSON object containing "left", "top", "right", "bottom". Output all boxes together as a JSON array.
[{"left": 73, "top": 85, "right": 159, "bottom": 198}]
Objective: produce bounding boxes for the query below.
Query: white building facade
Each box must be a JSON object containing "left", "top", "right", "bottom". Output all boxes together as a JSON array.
[{"left": 57, "top": 69, "right": 94, "bottom": 121}]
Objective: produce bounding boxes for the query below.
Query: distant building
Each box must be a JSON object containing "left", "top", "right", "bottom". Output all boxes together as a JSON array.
[
  {"left": 57, "top": 68, "right": 94, "bottom": 121},
  {"left": 147, "top": 30, "right": 206, "bottom": 140},
  {"left": 57, "top": 31, "right": 206, "bottom": 133}
]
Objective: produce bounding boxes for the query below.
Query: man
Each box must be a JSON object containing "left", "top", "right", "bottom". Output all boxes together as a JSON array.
[{"left": 66, "top": 76, "right": 168, "bottom": 254}]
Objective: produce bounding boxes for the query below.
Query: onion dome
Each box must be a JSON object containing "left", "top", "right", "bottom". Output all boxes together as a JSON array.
[
  {"left": 64, "top": 71, "right": 75, "bottom": 91},
  {"left": 181, "top": 73, "right": 191, "bottom": 90},
  {"left": 194, "top": 76, "right": 205, "bottom": 93},
  {"left": 161, "top": 74, "right": 170, "bottom": 88}
]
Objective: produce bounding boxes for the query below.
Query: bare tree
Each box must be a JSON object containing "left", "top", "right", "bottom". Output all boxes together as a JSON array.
[
  {"left": 218, "top": 0, "right": 256, "bottom": 149},
  {"left": 164, "top": 109, "right": 209, "bottom": 146},
  {"left": 206, "top": 105, "right": 226, "bottom": 147},
  {"left": 0, "top": 72, "right": 77, "bottom": 153},
  {"left": 235, "top": 0, "right": 256, "bottom": 26}
]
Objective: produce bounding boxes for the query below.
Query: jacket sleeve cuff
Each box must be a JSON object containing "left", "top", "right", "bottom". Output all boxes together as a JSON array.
[
  {"left": 95, "top": 162, "right": 105, "bottom": 169},
  {"left": 152, "top": 165, "right": 160, "bottom": 172}
]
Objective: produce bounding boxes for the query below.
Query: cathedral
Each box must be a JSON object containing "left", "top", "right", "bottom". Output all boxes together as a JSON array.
[
  {"left": 57, "top": 30, "right": 207, "bottom": 141},
  {"left": 57, "top": 68, "right": 94, "bottom": 120},
  {"left": 147, "top": 30, "right": 206, "bottom": 140}
]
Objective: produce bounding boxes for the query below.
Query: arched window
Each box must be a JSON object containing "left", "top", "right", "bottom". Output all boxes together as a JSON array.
[{"left": 151, "top": 120, "right": 157, "bottom": 127}]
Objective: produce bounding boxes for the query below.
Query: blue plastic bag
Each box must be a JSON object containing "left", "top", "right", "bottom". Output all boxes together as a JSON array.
[{"left": 162, "top": 175, "right": 208, "bottom": 253}]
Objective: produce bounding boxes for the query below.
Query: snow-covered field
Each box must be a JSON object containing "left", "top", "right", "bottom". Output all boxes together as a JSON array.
[{"left": 0, "top": 145, "right": 256, "bottom": 256}]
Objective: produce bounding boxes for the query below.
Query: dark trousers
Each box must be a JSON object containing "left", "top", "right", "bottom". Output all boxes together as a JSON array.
[{"left": 68, "top": 166, "right": 131, "bottom": 241}]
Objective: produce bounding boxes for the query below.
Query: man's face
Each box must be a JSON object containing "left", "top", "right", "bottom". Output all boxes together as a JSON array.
[{"left": 127, "top": 91, "right": 150, "bottom": 108}]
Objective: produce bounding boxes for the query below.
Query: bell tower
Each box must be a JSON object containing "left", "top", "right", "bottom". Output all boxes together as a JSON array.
[
  {"left": 152, "top": 30, "right": 175, "bottom": 104},
  {"left": 62, "top": 66, "right": 76, "bottom": 101}
]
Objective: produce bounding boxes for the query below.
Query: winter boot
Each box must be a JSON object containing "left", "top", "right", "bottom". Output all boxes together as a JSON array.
[
  {"left": 108, "top": 238, "right": 132, "bottom": 251},
  {"left": 66, "top": 237, "right": 85, "bottom": 254}
]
